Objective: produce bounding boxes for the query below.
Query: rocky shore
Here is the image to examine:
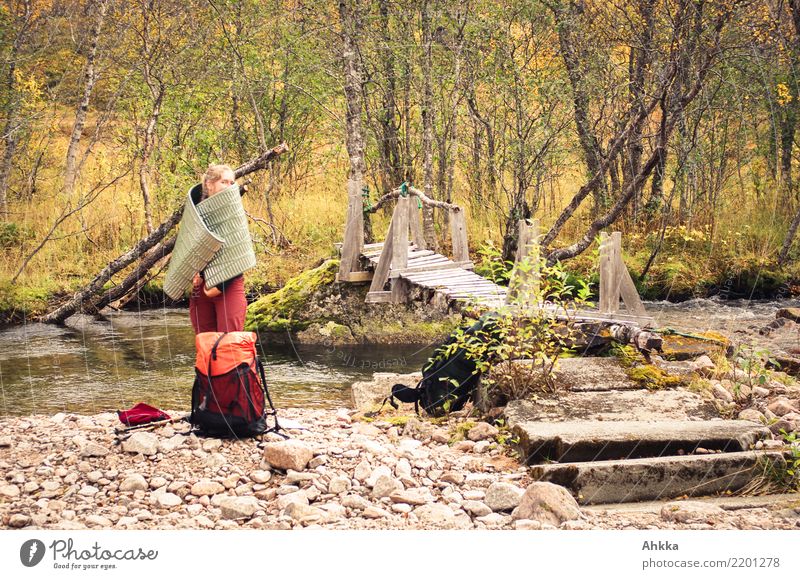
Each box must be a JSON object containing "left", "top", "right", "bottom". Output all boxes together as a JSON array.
[{"left": 1, "top": 406, "right": 799, "bottom": 531}]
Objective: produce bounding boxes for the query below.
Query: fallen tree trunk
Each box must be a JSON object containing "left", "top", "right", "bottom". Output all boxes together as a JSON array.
[{"left": 39, "top": 143, "right": 288, "bottom": 324}]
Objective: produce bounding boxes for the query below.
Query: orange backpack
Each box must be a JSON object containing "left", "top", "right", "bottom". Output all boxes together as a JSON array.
[{"left": 190, "top": 332, "right": 279, "bottom": 438}]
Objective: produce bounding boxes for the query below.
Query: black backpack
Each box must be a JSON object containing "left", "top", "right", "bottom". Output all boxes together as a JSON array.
[{"left": 386, "top": 313, "right": 499, "bottom": 416}]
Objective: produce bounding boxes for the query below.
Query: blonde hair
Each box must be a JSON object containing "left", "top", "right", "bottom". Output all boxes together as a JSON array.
[{"left": 201, "top": 164, "right": 234, "bottom": 197}]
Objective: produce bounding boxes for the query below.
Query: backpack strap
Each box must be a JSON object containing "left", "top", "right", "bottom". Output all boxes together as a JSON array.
[
  {"left": 256, "top": 357, "right": 288, "bottom": 439},
  {"left": 365, "top": 382, "right": 422, "bottom": 418}
]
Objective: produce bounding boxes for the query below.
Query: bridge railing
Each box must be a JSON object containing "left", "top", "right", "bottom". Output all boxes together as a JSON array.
[
  {"left": 505, "top": 220, "right": 650, "bottom": 323},
  {"left": 337, "top": 180, "right": 471, "bottom": 302}
]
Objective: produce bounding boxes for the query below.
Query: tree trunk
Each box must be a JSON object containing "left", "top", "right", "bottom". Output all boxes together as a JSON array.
[
  {"left": 0, "top": 1, "right": 32, "bottom": 220},
  {"left": 64, "top": 0, "right": 108, "bottom": 196},
  {"left": 550, "top": 0, "right": 608, "bottom": 212},
  {"left": 338, "top": 0, "right": 372, "bottom": 242},
  {"left": 139, "top": 65, "right": 164, "bottom": 235},
  {"left": 421, "top": 0, "right": 437, "bottom": 250},
  {"left": 378, "top": 0, "right": 402, "bottom": 190}
]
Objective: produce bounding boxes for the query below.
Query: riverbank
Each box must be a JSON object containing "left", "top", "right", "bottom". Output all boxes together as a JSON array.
[
  {"left": 1, "top": 407, "right": 799, "bottom": 531},
  {"left": 3, "top": 250, "right": 799, "bottom": 329}
]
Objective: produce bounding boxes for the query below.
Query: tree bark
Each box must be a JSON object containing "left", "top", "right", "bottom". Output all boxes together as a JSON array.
[
  {"left": 549, "top": 0, "right": 608, "bottom": 212},
  {"left": 377, "top": 0, "right": 402, "bottom": 191},
  {"left": 139, "top": 64, "right": 164, "bottom": 235},
  {"left": 338, "top": 0, "right": 372, "bottom": 242},
  {"left": 0, "top": 0, "right": 33, "bottom": 220},
  {"left": 64, "top": 0, "right": 108, "bottom": 196},
  {"left": 421, "top": 0, "right": 437, "bottom": 250}
]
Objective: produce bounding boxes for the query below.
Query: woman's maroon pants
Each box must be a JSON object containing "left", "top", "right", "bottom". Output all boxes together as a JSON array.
[{"left": 189, "top": 276, "right": 247, "bottom": 333}]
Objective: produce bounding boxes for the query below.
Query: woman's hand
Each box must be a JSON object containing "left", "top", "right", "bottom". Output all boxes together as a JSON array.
[
  {"left": 203, "top": 286, "right": 222, "bottom": 298},
  {"left": 192, "top": 273, "right": 203, "bottom": 288}
]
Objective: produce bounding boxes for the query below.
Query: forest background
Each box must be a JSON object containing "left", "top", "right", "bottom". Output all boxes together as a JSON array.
[{"left": 2, "top": 0, "right": 800, "bottom": 321}]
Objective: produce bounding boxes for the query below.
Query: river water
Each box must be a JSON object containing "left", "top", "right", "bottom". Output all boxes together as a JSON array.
[{"left": 0, "top": 298, "right": 797, "bottom": 418}]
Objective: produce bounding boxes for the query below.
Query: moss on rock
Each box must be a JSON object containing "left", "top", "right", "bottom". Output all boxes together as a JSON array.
[
  {"left": 245, "top": 259, "right": 339, "bottom": 332},
  {"left": 661, "top": 331, "right": 730, "bottom": 361},
  {"left": 626, "top": 364, "right": 687, "bottom": 390}
]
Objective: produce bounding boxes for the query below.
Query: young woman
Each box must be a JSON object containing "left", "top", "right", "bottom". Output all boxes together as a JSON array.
[{"left": 188, "top": 164, "right": 248, "bottom": 334}]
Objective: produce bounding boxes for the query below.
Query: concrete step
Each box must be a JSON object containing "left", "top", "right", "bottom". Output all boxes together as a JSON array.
[
  {"left": 509, "top": 419, "right": 770, "bottom": 463},
  {"left": 531, "top": 450, "right": 786, "bottom": 505},
  {"left": 504, "top": 390, "right": 719, "bottom": 425}
]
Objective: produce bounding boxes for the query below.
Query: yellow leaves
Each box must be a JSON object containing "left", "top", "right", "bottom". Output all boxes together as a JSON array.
[
  {"left": 776, "top": 83, "right": 793, "bottom": 106},
  {"left": 14, "top": 69, "right": 45, "bottom": 113}
]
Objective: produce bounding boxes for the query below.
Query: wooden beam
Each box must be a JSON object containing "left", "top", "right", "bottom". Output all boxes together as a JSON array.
[
  {"left": 391, "top": 196, "right": 410, "bottom": 271},
  {"left": 449, "top": 208, "right": 469, "bottom": 263},
  {"left": 337, "top": 270, "right": 373, "bottom": 283},
  {"left": 598, "top": 232, "right": 612, "bottom": 313},
  {"left": 506, "top": 219, "right": 540, "bottom": 307},
  {"left": 408, "top": 197, "right": 426, "bottom": 250},
  {"left": 365, "top": 291, "right": 394, "bottom": 303},
  {"left": 367, "top": 217, "right": 396, "bottom": 294},
  {"left": 338, "top": 179, "right": 365, "bottom": 279}
]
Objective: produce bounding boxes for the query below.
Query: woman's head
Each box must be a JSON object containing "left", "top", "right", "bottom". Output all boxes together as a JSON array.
[{"left": 202, "top": 164, "right": 235, "bottom": 197}]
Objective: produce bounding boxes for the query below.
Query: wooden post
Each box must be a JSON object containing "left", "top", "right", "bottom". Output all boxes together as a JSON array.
[
  {"left": 613, "top": 232, "right": 647, "bottom": 317},
  {"left": 506, "top": 219, "right": 540, "bottom": 307},
  {"left": 366, "top": 196, "right": 410, "bottom": 302},
  {"left": 608, "top": 231, "right": 622, "bottom": 314},
  {"left": 598, "top": 231, "right": 647, "bottom": 318},
  {"left": 392, "top": 196, "right": 410, "bottom": 271},
  {"left": 449, "top": 208, "right": 469, "bottom": 264},
  {"left": 337, "top": 178, "right": 365, "bottom": 282},
  {"left": 598, "top": 232, "right": 612, "bottom": 313},
  {"left": 408, "top": 196, "right": 426, "bottom": 250}
]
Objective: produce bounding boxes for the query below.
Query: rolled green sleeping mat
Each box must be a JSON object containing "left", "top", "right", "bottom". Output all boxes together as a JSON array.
[{"left": 163, "top": 183, "right": 257, "bottom": 300}]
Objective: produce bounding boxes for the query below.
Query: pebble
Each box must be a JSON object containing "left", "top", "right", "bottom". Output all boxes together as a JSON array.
[
  {"left": 81, "top": 442, "right": 110, "bottom": 457},
  {"left": 371, "top": 475, "right": 403, "bottom": 498},
  {"left": 156, "top": 493, "right": 182, "bottom": 508},
  {"left": 463, "top": 500, "right": 493, "bottom": 517},
  {"left": 768, "top": 399, "right": 799, "bottom": 417},
  {"left": 78, "top": 485, "right": 99, "bottom": 497},
  {"left": 250, "top": 470, "right": 272, "bottom": 484},
  {"left": 219, "top": 496, "right": 259, "bottom": 520},
  {"left": 0, "top": 401, "right": 796, "bottom": 532},
  {"left": 262, "top": 440, "right": 314, "bottom": 471},
  {"left": 121, "top": 432, "right": 159, "bottom": 456},
  {"left": 354, "top": 461, "right": 372, "bottom": 482},
  {"left": 277, "top": 491, "right": 308, "bottom": 510},
  {"left": 328, "top": 476, "right": 352, "bottom": 495},
  {"left": 85, "top": 514, "right": 112, "bottom": 528},
  {"left": 0, "top": 484, "right": 21, "bottom": 498},
  {"left": 467, "top": 422, "right": 499, "bottom": 441},
  {"left": 712, "top": 383, "right": 734, "bottom": 403},
  {"left": 363, "top": 506, "right": 391, "bottom": 519},
  {"left": 191, "top": 480, "right": 225, "bottom": 497},
  {"left": 485, "top": 482, "right": 524, "bottom": 512},
  {"left": 341, "top": 494, "right": 371, "bottom": 510},
  {"left": 8, "top": 514, "right": 31, "bottom": 528}
]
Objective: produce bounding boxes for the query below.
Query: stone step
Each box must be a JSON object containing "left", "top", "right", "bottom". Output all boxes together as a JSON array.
[
  {"left": 531, "top": 450, "right": 786, "bottom": 505},
  {"left": 504, "top": 391, "right": 719, "bottom": 425},
  {"left": 508, "top": 419, "right": 770, "bottom": 463}
]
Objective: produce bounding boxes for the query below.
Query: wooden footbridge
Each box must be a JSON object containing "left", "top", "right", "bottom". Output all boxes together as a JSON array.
[{"left": 336, "top": 179, "right": 654, "bottom": 328}]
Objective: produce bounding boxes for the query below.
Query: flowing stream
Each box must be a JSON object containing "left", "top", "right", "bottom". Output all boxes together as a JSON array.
[{"left": 0, "top": 298, "right": 797, "bottom": 418}]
